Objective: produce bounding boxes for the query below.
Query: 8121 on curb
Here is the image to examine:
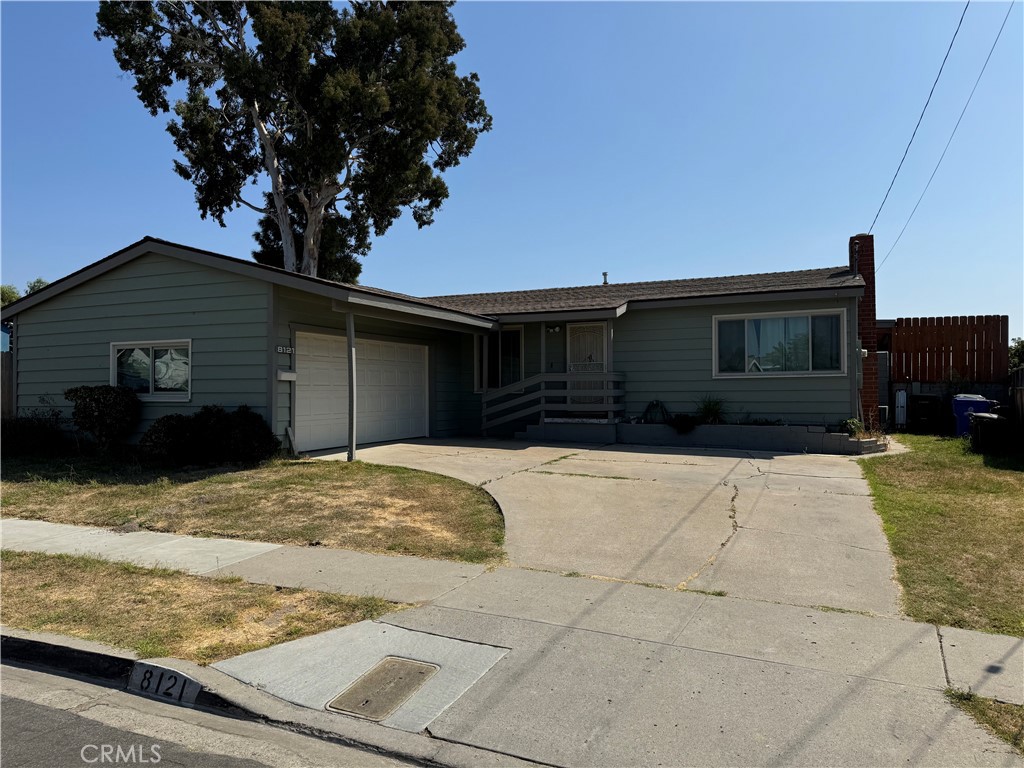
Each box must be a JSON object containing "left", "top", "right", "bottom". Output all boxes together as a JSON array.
[{"left": 127, "top": 662, "right": 202, "bottom": 707}]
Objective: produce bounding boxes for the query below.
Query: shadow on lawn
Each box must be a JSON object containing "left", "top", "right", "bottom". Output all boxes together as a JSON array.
[
  {"left": 981, "top": 450, "right": 1024, "bottom": 472},
  {"left": 2, "top": 454, "right": 256, "bottom": 487}
]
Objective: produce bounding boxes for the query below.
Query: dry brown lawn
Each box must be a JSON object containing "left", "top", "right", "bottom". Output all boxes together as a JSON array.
[
  {"left": 1, "top": 457, "right": 504, "bottom": 563},
  {"left": 1, "top": 550, "right": 401, "bottom": 664},
  {"left": 860, "top": 435, "right": 1024, "bottom": 636}
]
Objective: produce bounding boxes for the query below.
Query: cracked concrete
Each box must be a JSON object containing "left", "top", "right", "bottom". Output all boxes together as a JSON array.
[
  {"left": 381, "top": 574, "right": 1020, "bottom": 767},
  {"left": 359, "top": 439, "right": 902, "bottom": 614}
]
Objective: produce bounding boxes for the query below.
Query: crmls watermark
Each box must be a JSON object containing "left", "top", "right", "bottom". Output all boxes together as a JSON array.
[{"left": 80, "top": 744, "right": 162, "bottom": 764}]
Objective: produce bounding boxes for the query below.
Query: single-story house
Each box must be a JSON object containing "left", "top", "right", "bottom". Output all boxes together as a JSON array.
[{"left": 0, "top": 234, "right": 880, "bottom": 455}]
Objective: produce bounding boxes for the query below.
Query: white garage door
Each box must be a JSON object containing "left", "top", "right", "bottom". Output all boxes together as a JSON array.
[{"left": 294, "top": 332, "right": 428, "bottom": 452}]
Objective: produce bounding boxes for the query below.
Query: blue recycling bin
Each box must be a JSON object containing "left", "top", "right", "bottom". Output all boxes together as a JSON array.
[{"left": 953, "top": 394, "right": 994, "bottom": 437}]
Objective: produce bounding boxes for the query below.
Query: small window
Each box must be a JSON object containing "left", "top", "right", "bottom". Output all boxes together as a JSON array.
[
  {"left": 483, "top": 327, "right": 523, "bottom": 390},
  {"left": 111, "top": 341, "right": 191, "bottom": 400},
  {"left": 499, "top": 327, "right": 524, "bottom": 388},
  {"left": 714, "top": 313, "right": 844, "bottom": 377}
]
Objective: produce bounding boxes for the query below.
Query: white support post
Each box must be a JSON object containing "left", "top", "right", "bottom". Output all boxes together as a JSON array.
[{"left": 347, "top": 312, "right": 357, "bottom": 462}]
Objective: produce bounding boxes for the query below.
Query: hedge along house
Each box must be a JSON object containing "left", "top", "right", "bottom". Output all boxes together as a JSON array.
[{"left": 0, "top": 234, "right": 879, "bottom": 457}]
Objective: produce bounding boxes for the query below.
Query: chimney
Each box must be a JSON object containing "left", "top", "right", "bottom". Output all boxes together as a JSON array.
[
  {"left": 602, "top": 271, "right": 609, "bottom": 285},
  {"left": 850, "top": 234, "right": 878, "bottom": 426}
]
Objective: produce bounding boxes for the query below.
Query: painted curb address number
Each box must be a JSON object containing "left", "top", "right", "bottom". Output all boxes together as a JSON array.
[{"left": 127, "top": 662, "right": 202, "bottom": 707}]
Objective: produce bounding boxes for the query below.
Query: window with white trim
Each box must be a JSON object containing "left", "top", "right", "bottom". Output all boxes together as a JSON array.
[
  {"left": 111, "top": 341, "right": 191, "bottom": 400},
  {"left": 714, "top": 312, "right": 844, "bottom": 376}
]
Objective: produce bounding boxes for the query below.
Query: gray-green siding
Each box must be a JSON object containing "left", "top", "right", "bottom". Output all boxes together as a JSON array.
[
  {"left": 611, "top": 298, "right": 858, "bottom": 426},
  {"left": 272, "top": 287, "right": 478, "bottom": 444},
  {"left": 14, "top": 252, "right": 270, "bottom": 433},
  {"left": 12, "top": 248, "right": 857, "bottom": 445}
]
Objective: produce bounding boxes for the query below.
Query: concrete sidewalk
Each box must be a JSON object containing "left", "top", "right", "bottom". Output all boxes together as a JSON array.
[
  {"left": 0, "top": 519, "right": 484, "bottom": 603},
  {"left": 3, "top": 519, "right": 1022, "bottom": 766},
  {"left": 217, "top": 568, "right": 1023, "bottom": 767}
]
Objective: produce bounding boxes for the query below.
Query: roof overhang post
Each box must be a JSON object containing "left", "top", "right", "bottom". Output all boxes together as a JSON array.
[{"left": 347, "top": 312, "right": 357, "bottom": 462}]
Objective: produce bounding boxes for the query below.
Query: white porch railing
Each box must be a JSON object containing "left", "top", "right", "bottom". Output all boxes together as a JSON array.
[{"left": 481, "top": 372, "right": 626, "bottom": 431}]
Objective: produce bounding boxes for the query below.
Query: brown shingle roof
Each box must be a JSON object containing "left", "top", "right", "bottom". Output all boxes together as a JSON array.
[{"left": 425, "top": 266, "right": 863, "bottom": 315}]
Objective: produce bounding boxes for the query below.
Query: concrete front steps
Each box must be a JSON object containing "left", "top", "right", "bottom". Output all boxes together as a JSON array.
[{"left": 516, "top": 420, "right": 889, "bottom": 455}]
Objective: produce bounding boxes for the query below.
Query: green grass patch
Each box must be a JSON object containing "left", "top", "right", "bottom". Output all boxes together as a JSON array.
[
  {"left": 1, "top": 550, "right": 401, "bottom": 664},
  {"left": 860, "top": 435, "right": 1024, "bottom": 636},
  {"left": 1, "top": 457, "right": 505, "bottom": 564}
]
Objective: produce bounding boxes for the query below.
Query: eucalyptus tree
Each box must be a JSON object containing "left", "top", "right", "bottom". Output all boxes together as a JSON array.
[{"left": 97, "top": 1, "right": 491, "bottom": 278}]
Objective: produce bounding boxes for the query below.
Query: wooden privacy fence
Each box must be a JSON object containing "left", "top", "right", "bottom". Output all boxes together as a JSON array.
[{"left": 890, "top": 315, "right": 1009, "bottom": 383}]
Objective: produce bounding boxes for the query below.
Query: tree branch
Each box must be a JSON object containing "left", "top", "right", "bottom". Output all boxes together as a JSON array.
[
  {"left": 194, "top": 1, "right": 244, "bottom": 53},
  {"left": 234, "top": 195, "right": 271, "bottom": 215}
]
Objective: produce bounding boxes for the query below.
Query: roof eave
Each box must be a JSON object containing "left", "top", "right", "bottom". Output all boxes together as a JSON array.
[
  {"left": 456, "top": 284, "right": 864, "bottom": 319},
  {"left": 627, "top": 284, "right": 864, "bottom": 311},
  {"left": 0, "top": 237, "right": 498, "bottom": 331},
  {"left": 490, "top": 304, "right": 628, "bottom": 323}
]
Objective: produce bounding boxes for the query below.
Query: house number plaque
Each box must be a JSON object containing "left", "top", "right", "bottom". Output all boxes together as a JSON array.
[{"left": 276, "top": 345, "right": 295, "bottom": 354}]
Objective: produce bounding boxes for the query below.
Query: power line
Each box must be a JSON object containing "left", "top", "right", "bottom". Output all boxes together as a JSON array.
[
  {"left": 867, "top": 1, "right": 971, "bottom": 234},
  {"left": 876, "top": 1, "right": 1016, "bottom": 274}
]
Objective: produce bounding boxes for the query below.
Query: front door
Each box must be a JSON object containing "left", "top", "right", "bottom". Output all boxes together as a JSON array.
[{"left": 567, "top": 323, "right": 606, "bottom": 404}]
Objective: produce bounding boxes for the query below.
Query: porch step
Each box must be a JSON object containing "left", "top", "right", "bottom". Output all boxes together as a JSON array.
[{"left": 515, "top": 422, "right": 617, "bottom": 444}]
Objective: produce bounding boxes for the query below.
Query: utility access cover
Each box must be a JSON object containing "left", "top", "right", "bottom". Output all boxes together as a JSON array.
[{"left": 326, "top": 657, "right": 439, "bottom": 721}]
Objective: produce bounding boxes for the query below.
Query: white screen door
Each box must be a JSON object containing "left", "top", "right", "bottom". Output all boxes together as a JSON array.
[{"left": 567, "top": 323, "right": 606, "bottom": 404}]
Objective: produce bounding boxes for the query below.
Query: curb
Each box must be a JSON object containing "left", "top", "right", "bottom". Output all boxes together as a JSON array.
[{"left": 1, "top": 628, "right": 544, "bottom": 768}]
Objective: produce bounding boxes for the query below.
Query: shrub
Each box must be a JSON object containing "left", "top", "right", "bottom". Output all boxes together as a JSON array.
[
  {"left": 668, "top": 413, "right": 698, "bottom": 434},
  {"left": 1, "top": 407, "right": 68, "bottom": 456},
  {"left": 139, "top": 405, "right": 279, "bottom": 467},
  {"left": 191, "top": 405, "right": 234, "bottom": 465},
  {"left": 840, "top": 418, "right": 863, "bottom": 437},
  {"left": 225, "top": 405, "right": 281, "bottom": 464},
  {"left": 63, "top": 385, "right": 140, "bottom": 451},
  {"left": 695, "top": 395, "right": 728, "bottom": 425},
  {"left": 138, "top": 413, "right": 193, "bottom": 465}
]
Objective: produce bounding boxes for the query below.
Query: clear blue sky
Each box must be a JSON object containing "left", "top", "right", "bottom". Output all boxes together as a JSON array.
[{"left": 2, "top": 2, "right": 1022, "bottom": 335}]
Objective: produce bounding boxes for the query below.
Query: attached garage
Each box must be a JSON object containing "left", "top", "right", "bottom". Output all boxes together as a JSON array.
[{"left": 294, "top": 331, "right": 429, "bottom": 452}]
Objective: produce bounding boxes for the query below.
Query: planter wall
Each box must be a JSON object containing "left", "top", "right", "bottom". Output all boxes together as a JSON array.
[{"left": 615, "top": 423, "right": 885, "bottom": 456}]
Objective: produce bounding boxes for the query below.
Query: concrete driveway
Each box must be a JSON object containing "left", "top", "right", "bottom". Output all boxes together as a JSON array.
[{"left": 355, "top": 440, "right": 901, "bottom": 615}]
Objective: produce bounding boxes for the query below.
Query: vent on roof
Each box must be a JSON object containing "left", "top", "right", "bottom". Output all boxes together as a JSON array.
[{"left": 602, "top": 272, "right": 608, "bottom": 285}]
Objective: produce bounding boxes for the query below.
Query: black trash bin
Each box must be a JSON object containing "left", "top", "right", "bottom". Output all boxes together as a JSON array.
[
  {"left": 908, "top": 394, "right": 944, "bottom": 434},
  {"left": 969, "top": 412, "right": 1011, "bottom": 453}
]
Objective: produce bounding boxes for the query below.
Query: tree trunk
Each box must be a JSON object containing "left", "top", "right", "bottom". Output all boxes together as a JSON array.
[
  {"left": 250, "top": 105, "right": 298, "bottom": 272},
  {"left": 301, "top": 205, "right": 325, "bottom": 277},
  {"left": 271, "top": 186, "right": 297, "bottom": 273}
]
